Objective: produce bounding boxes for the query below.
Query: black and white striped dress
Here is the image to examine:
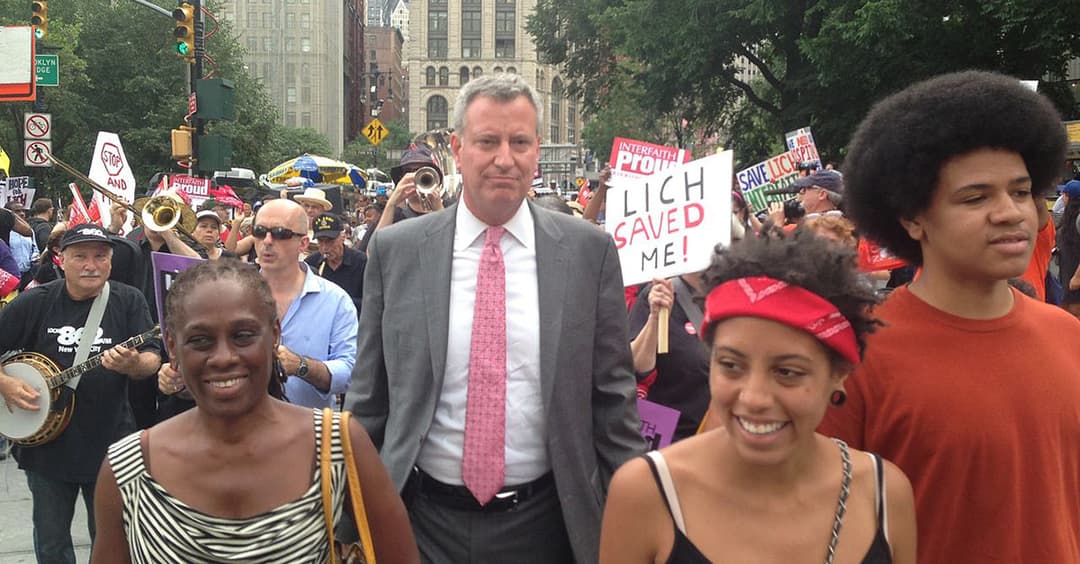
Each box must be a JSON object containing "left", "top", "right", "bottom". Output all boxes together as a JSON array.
[{"left": 106, "top": 409, "right": 347, "bottom": 563}]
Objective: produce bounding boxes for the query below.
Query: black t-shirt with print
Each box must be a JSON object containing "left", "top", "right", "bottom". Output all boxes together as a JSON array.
[{"left": 0, "top": 279, "right": 159, "bottom": 482}]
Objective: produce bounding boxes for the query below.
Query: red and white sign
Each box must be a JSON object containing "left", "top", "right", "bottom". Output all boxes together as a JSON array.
[
  {"left": 23, "top": 113, "right": 50, "bottom": 139},
  {"left": 168, "top": 174, "right": 211, "bottom": 208},
  {"left": 0, "top": 27, "right": 36, "bottom": 102},
  {"left": 88, "top": 132, "right": 136, "bottom": 235},
  {"left": 606, "top": 152, "right": 733, "bottom": 286},
  {"left": 608, "top": 137, "right": 690, "bottom": 187},
  {"left": 24, "top": 139, "right": 51, "bottom": 167}
]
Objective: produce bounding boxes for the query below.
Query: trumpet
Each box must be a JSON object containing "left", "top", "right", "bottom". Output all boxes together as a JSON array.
[
  {"left": 414, "top": 166, "right": 441, "bottom": 196},
  {"left": 133, "top": 193, "right": 197, "bottom": 234},
  {"left": 48, "top": 153, "right": 198, "bottom": 243}
]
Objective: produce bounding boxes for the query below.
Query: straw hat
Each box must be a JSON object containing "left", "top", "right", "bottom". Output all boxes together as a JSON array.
[{"left": 293, "top": 187, "right": 333, "bottom": 211}]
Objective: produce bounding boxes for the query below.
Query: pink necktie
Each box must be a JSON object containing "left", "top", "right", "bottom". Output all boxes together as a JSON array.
[{"left": 462, "top": 226, "right": 507, "bottom": 505}]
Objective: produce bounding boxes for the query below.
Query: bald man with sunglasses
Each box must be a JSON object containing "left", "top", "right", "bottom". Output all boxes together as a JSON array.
[{"left": 254, "top": 199, "right": 357, "bottom": 408}]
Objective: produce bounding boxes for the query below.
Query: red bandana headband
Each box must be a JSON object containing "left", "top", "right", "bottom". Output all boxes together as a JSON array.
[{"left": 701, "top": 276, "right": 860, "bottom": 365}]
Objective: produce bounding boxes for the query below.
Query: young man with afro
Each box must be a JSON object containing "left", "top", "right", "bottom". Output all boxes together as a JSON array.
[{"left": 818, "top": 71, "right": 1080, "bottom": 564}]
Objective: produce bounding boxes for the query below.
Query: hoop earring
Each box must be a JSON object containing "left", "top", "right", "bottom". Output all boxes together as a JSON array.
[{"left": 830, "top": 390, "right": 847, "bottom": 407}]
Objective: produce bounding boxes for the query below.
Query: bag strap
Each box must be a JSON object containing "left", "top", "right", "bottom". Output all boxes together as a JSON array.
[
  {"left": 671, "top": 277, "right": 703, "bottom": 332},
  {"left": 68, "top": 281, "right": 110, "bottom": 390},
  {"left": 340, "top": 411, "right": 377, "bottom": 564},
  {"left": 320, "top": 407, "right": 338, "bottom": 564}
]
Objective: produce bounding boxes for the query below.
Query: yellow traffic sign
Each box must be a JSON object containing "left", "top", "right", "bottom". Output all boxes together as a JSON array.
[{"left": 363, "top": 118, "right": 388, "bottom": 146}]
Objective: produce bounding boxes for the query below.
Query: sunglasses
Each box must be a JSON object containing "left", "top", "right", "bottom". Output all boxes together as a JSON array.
[{"left": 253, "top": 225, "right": 301, "bottom": 240}]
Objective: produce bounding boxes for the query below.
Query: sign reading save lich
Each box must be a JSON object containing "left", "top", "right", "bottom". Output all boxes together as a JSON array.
[{"left": 606, "top": 151, "right": 733, "bottom": 286}]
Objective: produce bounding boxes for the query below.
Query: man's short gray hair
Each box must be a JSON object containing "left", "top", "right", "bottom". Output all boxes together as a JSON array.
[{"left": 452, "top": 74, "right": 543, "bottom": 137}]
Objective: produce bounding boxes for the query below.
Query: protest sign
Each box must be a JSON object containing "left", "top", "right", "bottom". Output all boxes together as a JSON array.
[
  {"left": 784, "top": 127, "right": 821, "bottom": 169},
  {"left": 608, "top": 137, "right": 690, "bottom": 186},
  {"left": 167, "top": 174, "right": 211, "bottom": 208},
  {"left": 152, "top": 252, "right": 205, "bottom": 350},
  {"left": 638, "top": 399, "right": 680, "bottom": 450},
  {"left": 736, "top": 149, "right": 803, "bottom": 213},
  {"left": 88, "top": 132, "right": 136, "bottom": 235},
  {"left": 67, "top": 183, "right": 95, "bottom": 226},
  {"left": 0, "top": 176, "right": 33, "bottom": 207},
  {"left": 607, "top": 151, "right": 732, "bottom": 286}
]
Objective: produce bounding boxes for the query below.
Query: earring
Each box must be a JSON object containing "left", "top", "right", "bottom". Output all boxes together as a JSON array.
[{"left": 830, "top": 390, "right": 847, "bottom": 407}]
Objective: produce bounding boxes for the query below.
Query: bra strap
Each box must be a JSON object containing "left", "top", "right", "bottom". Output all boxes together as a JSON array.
[
  {"left": 643, "top": 451, "right": 687, "bottom": 534},
  {"left": 824, "top": 438, "right": 853, "bottom": 564}
]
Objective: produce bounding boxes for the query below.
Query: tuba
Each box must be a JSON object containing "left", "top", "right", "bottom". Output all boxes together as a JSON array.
[{"left": 134, "top": 193, "right": 197, "bottom": 233}]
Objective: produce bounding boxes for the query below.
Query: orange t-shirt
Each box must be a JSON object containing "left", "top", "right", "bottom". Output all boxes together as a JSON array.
[
  {"left": 819, "top": 287, "right": 1080, "bottom": 564},
  {"left": 1019, "top": 221, "right": 1055, "bottom": 301}
]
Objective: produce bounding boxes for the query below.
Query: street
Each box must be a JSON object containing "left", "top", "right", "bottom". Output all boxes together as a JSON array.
[{"left": 0, "top": 455, "right": 91, "bottom": 563}]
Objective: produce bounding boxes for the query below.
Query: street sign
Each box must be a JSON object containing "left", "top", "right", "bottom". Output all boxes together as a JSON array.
[
  {"left": 363, "top": 118, "right": 388, "bottom": 146},
  {"left": 574, "top": 176, "right": 586, "bottom": 188},
  {"left": 23, "top": 112, "right": 50, "bottom": 139},
  {"left": 34, "top": 54, "right": 58, "bottom": 87},
  {"left": 24, "top": 139, "right": 51, "bottom": 167}
]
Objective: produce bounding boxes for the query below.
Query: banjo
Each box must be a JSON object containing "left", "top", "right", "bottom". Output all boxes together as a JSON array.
[{"left": 0, "top": 326, "right": 161, "bottom": 446}]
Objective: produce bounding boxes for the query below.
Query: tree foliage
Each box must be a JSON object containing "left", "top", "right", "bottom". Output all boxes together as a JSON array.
[
  {"left": 530, "top": 0, "right": 1080, "bottom": 164},
  {"left": 0, "top": 0, "right": 326, "bottom": 201}
]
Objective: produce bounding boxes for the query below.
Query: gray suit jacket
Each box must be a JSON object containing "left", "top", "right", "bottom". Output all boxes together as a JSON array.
[{"left": 346, "top": 201, "right": 645, "bottom": 563}]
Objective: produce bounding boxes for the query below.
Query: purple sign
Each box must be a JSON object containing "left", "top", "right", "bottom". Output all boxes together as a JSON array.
[
  {"left": 637, "top": 398, "right": 681, "bottom": 450},
  {"left": 151, "top": 252, "right": 204, "bottom": 351}
]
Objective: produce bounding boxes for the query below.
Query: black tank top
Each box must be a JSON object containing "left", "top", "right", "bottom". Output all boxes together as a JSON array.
[{"left": 643, "top": 444, "right": 893, "bottom": 564}]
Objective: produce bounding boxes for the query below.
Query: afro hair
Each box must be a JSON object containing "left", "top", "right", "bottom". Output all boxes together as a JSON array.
[
  {"left": 843, "top": 70, "right": 1067, "bottom": 265},
  {"left": 699, "top": 234, "right": 881, "bottom": 368}
]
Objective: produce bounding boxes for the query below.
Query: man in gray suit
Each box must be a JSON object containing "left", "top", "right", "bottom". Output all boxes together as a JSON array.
[{"left": 346, "top": 74, "right": 645, "bottom": 563}]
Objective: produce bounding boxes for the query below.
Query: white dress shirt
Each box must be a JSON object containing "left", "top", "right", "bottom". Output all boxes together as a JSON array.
[{"left": 416, "top": 200, "right": 548, "bottom": 485}]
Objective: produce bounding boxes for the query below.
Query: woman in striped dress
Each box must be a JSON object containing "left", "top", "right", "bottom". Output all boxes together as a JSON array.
[{"left": 90, "top": 259, "right": 418, "bottom": 563}]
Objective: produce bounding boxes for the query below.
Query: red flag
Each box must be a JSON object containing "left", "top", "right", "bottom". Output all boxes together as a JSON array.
[
  {"left": 68, "top": 184, "right": 97, "bottom": 226},
  {"left": 208, "top": 184, "right": 243, "bottom": 208},
  {"left": 576, "top": 183, "right": 593, "bottom": 206}
]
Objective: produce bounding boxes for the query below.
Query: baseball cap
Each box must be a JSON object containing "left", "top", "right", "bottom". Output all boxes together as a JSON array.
[
  {"left": 61, "top": 224, "right": 116, "bottom": 250},
  {"left": 312, "top": 213, "right": 343, "bottom": 239},
  {"left": 391, "top": 145, "right": 442, "bottom": 184},
  {"left": 764, "top": 170, "right": 843, "bottom": 196},
  {"left": 196, "top": 210, "right": 222, "bottom": 225},
  {"left": 1059, "top": 179, "right": 1080, "bottom": 199}
]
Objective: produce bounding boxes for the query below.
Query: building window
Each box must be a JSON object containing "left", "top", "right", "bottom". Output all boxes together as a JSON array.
[
  {"left": 550, "top": 78, "right": 563, "bottom": 143},
  {"left": 428, "top": 38, "right": 447, "bottom": 59},
  {"left": 568, "top": 98, "right": 578, "bottom": 144},
  {"left": 263, "top": 62, "right": 271, "bottom": 81},
  {"left": 472, "top": 66, "right": 483, "bottom": 79},
  {"left": 302, "top": 63, "right": 311, "bottom": 81},
  {"left": 493, "top": 66, "right": 503, "bottom": 73},
  {"left": 247, "top": 12, "right": 256, "bottom": 28},
  {"left": 426, "top": 95, "right": 448, "bottom": 130},
  {"left": 426, "top": 66, "right": 436, "bottom": 86},
  {"left": 370, "top": 49, "right": 377, "bottom": 61},
  {"left": 286, "top": 111, "right": 296, "bottom": 126},
  {"left": 462, "top": 38, "right": 480, "bottom": 59},
  {"left": 495, "top": 38, "right": 514, "bottom": 58},
  {"left": 263, "top": 12, "right": 271, "bottom": 26},
  {"left": 438, "top": 66, "right": 449, "bottom": 86},
  {"left": 495, "top": 11, "right": 514, "bottom": 34},
  {"left": 263, "top": 37, "right": 272, "bottom": 52},
  {"left": 286, "top": 63, "right": 296, "bottom": 78},
  {"left": 302, "top": 86, "right": 311, "bottom": 103},
  {"left": 246, "top": 37, "right": 257, "bottom": 51},
  {"left": 462, "top": 9, "right": 481, "bottom": 35},
  {"left": 507, "top": 66, "right": 516, "bottom": 74},
  {"left": 459, "top": 66, "right": 470, "bottom": 85},
  {"left": 300, "top": 13, "right": 310, "bottom": 28},
  {"left": 301, "top": 38, "right": 312, "bottom": 52},
  {"left": 428, "top": 10, "right": 447, "bottom": 34},
  {"left": 287, "top": 87, "right": 297, "bottom": 103},
  {"left": 286, "top": 37, "right": 296, "bottom": 52},
  {"left": 301, "top": 112, "right": 312, "bottom": 128}
]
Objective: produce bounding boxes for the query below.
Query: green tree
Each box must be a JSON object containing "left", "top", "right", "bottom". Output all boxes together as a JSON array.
[{"left": 531, "top": 0, "right": 1080, "bottom": 162}]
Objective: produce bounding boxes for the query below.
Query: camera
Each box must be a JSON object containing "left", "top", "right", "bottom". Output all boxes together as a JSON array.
[{"left": 783, "top": 198, "right": 805, "bottom": 223}]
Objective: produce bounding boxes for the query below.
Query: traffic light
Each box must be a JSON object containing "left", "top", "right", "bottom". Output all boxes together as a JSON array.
[
  {"left": 172, "top": 2, "right": 195, "bottom": 62},
  {"left": 31, "top": 0, "right": 47, "bottom": 41},
  {"left": 170, "top": 126, "right": 194, "bottom": 159}
]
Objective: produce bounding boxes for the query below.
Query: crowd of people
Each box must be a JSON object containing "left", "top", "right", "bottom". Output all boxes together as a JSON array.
[{"left": 0, "top": 70, "right": 1078, "bottom": 563}]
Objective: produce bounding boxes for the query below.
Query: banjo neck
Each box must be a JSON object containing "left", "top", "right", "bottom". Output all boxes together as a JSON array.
[{"left": 45, "top": 326, "right": 161, "bottom": 390}]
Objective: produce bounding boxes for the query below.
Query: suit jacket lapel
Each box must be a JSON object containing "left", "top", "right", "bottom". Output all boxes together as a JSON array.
[
  {"left": 421, "top": 205, "right": 457, "bottom": 391},
  {"left": 531, "top": 203, "right": 569, "bottom": 411}
]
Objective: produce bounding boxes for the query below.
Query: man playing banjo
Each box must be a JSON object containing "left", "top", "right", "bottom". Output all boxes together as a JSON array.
[{"left": 0, "top": 223, "right": 161, "bottom": 564}]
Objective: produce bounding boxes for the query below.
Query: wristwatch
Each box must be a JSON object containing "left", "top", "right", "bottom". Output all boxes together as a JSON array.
[{"left": 297, "top": 355, "right": 309, "bottom": 379}]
